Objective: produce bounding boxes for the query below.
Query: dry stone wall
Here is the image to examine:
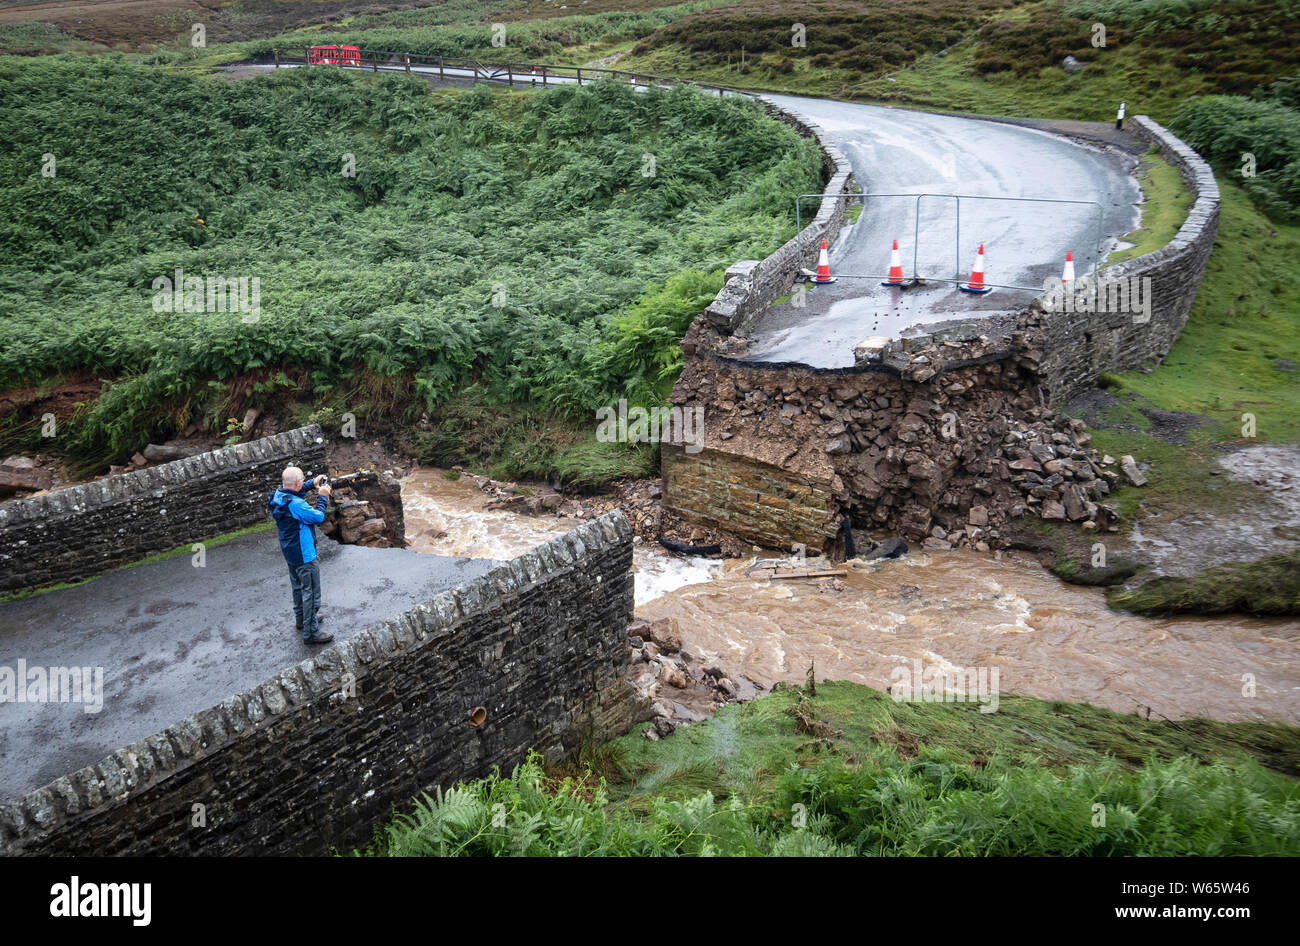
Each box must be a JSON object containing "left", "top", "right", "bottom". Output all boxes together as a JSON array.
[
  {"left": 662, "top": 442, "right": 841, "bottom": 550},
  {"left": 699, "top": 97, "right": 855, "bottom": 336},
  {"left": 1038, "top": 114, "right": 1221, "bottom": 404}
]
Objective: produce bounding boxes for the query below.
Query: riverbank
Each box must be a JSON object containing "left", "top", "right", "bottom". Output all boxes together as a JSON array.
[
  {"left": 363, "top": 680, "right": 1300, "bottom": 857},
  {"left": 1018, "top": 180, "right": 1300, "bottom": 599}
]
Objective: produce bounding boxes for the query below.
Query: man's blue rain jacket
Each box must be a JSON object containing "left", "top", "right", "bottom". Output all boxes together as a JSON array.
[{"left": 268, "top": 485, "right": 329, "bottom": 567}]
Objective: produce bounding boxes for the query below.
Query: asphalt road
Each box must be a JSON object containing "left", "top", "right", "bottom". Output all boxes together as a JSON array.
[
  {"left": 741, "top": 95, "right": 1142, "bottom": 367},
  {"left": 0, "top": 530, "right": 496, "bottom": 802}
]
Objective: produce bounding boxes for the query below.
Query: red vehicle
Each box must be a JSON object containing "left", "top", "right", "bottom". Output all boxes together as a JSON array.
[{"left": 309, "top": 45, "right": 361, "bottom": 66}]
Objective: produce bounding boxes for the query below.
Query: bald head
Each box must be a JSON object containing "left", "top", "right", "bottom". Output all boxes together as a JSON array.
[{"left": 282, "top": 466, "right": 304, "bottom": 490}]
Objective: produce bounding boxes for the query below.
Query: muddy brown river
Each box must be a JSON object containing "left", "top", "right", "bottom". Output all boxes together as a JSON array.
[{"left": 401, "top": 468, "right": 1300, "bottom": 725}]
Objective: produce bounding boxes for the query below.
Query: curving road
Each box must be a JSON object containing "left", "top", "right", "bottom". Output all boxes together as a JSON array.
[{"left": 742, "top": 95, "right": 1142, "bottom": 367}]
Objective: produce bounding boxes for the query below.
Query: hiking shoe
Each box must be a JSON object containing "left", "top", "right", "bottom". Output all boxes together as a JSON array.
[
  {"left": 304, "top": 630, "right": 334, "bottom": 645},
  {"left": 295, "top": 615, "right": 323, "bottom": 632}
]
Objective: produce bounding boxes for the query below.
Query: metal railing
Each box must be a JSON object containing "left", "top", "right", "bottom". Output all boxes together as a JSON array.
[
  {"left": 271, "top": 47, "right": 748, "bottom": 98},
  {"left": 794, "top": 191, "right": 1105, "bottom": 292}
]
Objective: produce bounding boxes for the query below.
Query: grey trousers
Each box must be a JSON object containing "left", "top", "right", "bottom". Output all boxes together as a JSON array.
[{"left": 289, "top": 560, "right": 322, "bottom": 640}]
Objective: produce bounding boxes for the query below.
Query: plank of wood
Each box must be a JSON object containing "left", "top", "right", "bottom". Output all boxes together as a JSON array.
[{"left": 750, "top": 567, "right": 847, "bottom": 580}]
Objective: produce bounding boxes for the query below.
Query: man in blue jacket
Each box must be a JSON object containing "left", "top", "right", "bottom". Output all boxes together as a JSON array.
[{"left": 268, "top": 466, "right": 333, "bottom": 644}]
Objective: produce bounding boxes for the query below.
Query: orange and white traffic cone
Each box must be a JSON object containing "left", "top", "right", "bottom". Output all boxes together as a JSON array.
[
  {"left": 1061, "top": 250, "right": 1075, "bottom": 284},
  {"left": 959, "top": 243, "right": 993, "bottom": 294},
  {"left": 881, "top": 239, "right": 905, "bottom": 286},
  {"left": 811, "top": 238, "right": 837, "bottom": 284}
]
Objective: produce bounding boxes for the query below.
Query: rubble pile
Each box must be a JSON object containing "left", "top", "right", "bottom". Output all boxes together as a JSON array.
[
  {"left": 319, "top": 472, "right": 406, "bottom": 548},
  {"left": 668, "top": 315, "right": 1144, "bottom": 550},
  {"left": 623, "top": 617, "right": 761, "bottom": 738}
]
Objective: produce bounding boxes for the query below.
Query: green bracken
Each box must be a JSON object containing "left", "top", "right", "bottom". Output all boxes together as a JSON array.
[
  {"left": 0, "top": 57, "right": 820, "bottom": 479},
  {"left": 371, "top": 682, "right": 1300, "bottom": 856}
]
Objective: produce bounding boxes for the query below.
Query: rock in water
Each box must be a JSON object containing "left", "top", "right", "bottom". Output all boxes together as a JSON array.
[
  {"left": 649, "top": 617, "right": 682, "bottom": 654},
  {"left": 863, "top": 537, "right": 908, "bottom": 560}
]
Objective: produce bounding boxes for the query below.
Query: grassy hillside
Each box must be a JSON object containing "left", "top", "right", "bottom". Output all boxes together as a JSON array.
[
  {"left": 140, "top": 0, "right": 736, "bottom": 71},
  {"left": 611, "top": 0, "right": 1300, "bottom": 124},
  {"left": 0, "top": 56, "right": 819, "bottom": 476},
  {"left": 1070, "top": 180, "right": 1300, "bottom": 526},
  {"left": 8, "top": 0, "right": 1299, "bottom": 125},
  {"left": 131, "top": 0, "right": 1300, "bottom": 126},
  {"left": 367, "top": 682, "right": 1300, "bottom": 856}
]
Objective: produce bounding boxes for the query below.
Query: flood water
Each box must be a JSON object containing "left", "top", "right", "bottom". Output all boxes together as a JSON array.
[
  {"left": 400, "top": 469, "right": 724, "bottom": 606},
  {"left": 401, "top": 468, "right": 1300, "bottom": 724}
]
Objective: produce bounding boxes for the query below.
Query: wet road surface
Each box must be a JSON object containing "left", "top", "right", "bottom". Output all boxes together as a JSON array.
[
  {"left": 236, "top": 65, "right": 1142, "bottom": 370},
  {"left": 0, "top": 529, "right": 495, "bottom": 802},
  {"left": 741, "top": 95, "right": 1142, "bottom": 367}
]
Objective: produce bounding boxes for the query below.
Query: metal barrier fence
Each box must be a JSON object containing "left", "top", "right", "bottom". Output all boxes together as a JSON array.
[
  {"left": 272, "top": 47, "right": 749, "bottom": 98},
  {"left": 794, "top": 191, "right": 1104, "bottom": 292}
]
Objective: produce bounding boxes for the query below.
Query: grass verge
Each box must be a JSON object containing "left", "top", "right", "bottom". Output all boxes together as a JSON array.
[
  {"left": 1069, "top": 178, "right": 1300, "bottom": 524},
  {"left": 367, "top": 681, "right": 1300, "bottom": 856},
  {"left": 1108, "top": 548, "right": 1300, "bottom": 616},
  {"left": 1105, "top": 146, "right": 1191, "bottom": 264}
]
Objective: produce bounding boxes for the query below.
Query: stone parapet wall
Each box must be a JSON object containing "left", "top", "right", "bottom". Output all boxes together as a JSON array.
[
  {"left": 0, "top": 427, "right": 326, "bottom": 595},
  {"left": 0, "top": 512, "right": 637, "bottom": 856},
  {"left": 662, "top": 444, "right": 840, "bottom": 550},
  {"left": 699, "top": 97, "right": 855, "bottom": 337},
  {"left": 1038, "top": 114, "right": 1220, "bottom": 404}
]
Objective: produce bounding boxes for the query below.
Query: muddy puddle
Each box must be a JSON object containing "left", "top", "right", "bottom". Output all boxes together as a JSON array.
[
  {"left": 1126, "top": 444, "right": 1300, "bottom": 576},
  {"left": 401, "top": 466, "right": 1299, "bottom": 725}
]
